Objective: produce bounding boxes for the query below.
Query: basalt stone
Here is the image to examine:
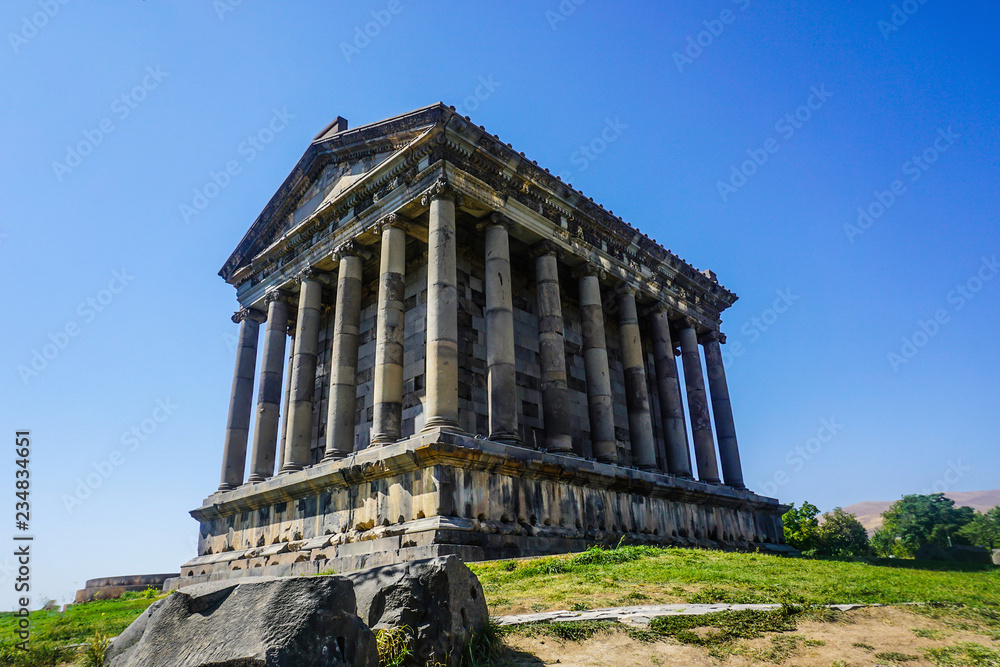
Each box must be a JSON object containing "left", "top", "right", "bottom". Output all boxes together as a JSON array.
[
  {"left": 343, "top": 556, "right": 488, "bottom": 667},
  {"left": 106, "top": 575, "right": 376, "bottom": 667}
]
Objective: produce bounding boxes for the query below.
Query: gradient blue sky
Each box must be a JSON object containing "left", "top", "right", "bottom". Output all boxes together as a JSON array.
[{"left": 2, "top": 1, "right": 998, "bottom": 608}]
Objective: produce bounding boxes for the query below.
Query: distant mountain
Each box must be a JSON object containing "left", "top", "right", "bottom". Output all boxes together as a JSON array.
[{"left": 839, "top": 489, "right": 1000, "bottom": 535}]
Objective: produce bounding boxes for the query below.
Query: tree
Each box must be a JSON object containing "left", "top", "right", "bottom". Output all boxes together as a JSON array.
[
  {"left": 817, "top": 507, "right": 870, "bottom": 558},
  {"left": 782, "top": 502, "right": 821, "bottom": 553},
  {"left": 957, "top": 506, "right": 1000, "bottom": 549},
  {"left": 876, "top": 493, "right": 976, "bottom": 557}
]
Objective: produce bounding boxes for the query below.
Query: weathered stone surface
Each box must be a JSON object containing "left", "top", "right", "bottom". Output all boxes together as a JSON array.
[
  {"left": 993, "top": 549, "right": 1000, "bottom": 566},
  {"left": 946, "top": 544, "right": 993, "bottom": 564},
  {"left": 343, "top": 555, "right": 488, "bottom": 667},
  {"left": 915, "top": 543, "right": 952, "bottom": 561},
  {"left": 107, "top": 576, "right": 377, "bottom": 667}
]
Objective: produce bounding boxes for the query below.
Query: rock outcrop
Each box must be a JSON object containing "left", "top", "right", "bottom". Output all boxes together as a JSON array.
[
  {"left": 106, "top": 575, "right": 377, "bottom": 667},
  {"left": 343, "top": 555, "right": 489, "bottom": 666},
  {"left": 106, "top": 557, "right": 489, "bottom": 667}
]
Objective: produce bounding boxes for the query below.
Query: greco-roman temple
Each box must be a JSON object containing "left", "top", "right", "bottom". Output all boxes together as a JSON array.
[{"left": 170, "top": 104, "right": 789, "bottom": 587}]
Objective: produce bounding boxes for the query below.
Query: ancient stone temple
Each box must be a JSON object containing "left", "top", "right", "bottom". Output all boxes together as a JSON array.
[{"left": 171, "top": 103, "right": 789, "bottom": 587}]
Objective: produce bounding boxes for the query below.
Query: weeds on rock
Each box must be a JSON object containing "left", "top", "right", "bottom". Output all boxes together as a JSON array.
[{"left": 375, "top": 625, "right": 412, "bottom": 667}]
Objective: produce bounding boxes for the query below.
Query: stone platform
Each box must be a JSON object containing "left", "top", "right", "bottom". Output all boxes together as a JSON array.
[
  {"left": 167, "top": 428, "right": 786, "bottom": 590},
  {"left": 75, "top": 573, "right": 178, "bottom": 603}
]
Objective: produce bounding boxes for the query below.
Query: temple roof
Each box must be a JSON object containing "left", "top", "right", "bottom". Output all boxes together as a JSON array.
[{"left": 219, "top": 103, "right": 735, "bottom": 313}]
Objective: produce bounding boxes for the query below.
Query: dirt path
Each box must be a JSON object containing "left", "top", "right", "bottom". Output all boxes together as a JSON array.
[{"left": 500, "top": 606, "right": 999, "bottom": 666}]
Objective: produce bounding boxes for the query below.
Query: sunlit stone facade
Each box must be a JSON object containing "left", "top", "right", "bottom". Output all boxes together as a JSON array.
[{"left": 172, "top": 104, "right": 789, "bottom": 588}]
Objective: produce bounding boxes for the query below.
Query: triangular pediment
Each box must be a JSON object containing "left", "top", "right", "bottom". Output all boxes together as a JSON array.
[{"left": 220, "top": 104, "right": 447, "bottom": 282}]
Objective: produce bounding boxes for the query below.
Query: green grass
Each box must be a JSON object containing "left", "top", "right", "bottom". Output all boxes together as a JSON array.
[
  {"left": 0, "top": 593, "right": 164, "bottom": 666},
  {"left": 925, "top": 642, "right": 1000, "bottom": 667},
  {"left": 470, "top": 545, "right": 1000, "bottom": 613}
]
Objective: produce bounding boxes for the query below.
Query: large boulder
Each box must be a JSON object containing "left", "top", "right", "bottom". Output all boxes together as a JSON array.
[
  {"left": 993, "top": 549, "right": 1000, "bottom": 566},
  {"left": 342, "top": 555, "right": 489, "bottom": 667},
  {"left": 106, "top": 575, "right": 377, "bottom": 667}
]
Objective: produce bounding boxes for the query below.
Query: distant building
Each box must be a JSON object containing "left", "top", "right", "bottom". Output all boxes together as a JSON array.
[{"left": 172, "top": 104, "right": 788, "bottom": 587}]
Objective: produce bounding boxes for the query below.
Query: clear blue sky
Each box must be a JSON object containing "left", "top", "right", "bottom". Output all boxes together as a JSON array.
[{"left": 2, "top": 1, "right": 997, "bottom": 608}]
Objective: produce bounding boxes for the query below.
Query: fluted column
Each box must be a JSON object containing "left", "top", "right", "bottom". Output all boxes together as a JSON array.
[
  {"left": 219, "top": 307, "right": 265, "bottom": 491},
  {"left": 702, "top": 330, "right": 745, "bottom": 488},
  {"left": 576, "top": 266, "right": 618, "bottom": 464},
  {"left": 324, "top": 242, "right": 366, "bottom": 460},
  {"left": 649, "top": 307, "right": 693, "bottom": 477},
  {"left": 280, "top": 271, "right": 324, "bottom": 472},
  {"left": 421, "top": 179, "right": 461, "bottom": 432},
  {"left": 483, "top": 214, "right": 519, "bottom": 443},
  {"left": 533, "top": 242, "right": 573, "bottom": 453},
  {"left": 247, "top": 290, "right": 290, "bottom": 483},
  {"left": 615, "top": 285, "right": 657, "bottom": 471},
  {"left": 371, "top": 215, "right": 407, "bottom": 445},
  {"left": 678, "top": 319, "right": 720, "bottom": 483}
]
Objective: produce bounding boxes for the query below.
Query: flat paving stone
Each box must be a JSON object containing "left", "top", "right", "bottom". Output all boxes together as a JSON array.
[{"left": 497, "top": 603, "right": 878, "bottom": 627}]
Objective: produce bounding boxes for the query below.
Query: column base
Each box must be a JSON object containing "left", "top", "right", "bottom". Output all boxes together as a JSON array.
[
  {"left": 370, "top": 434, "right": 401, "bottom": 446},
  {"left": 217, "top": 483, "right": 235, "bottom": 492},
  {"left": 545, "top": 437, "right": 574, "bottom": 454},
  {"left": 638, "top": 465, "right": 661, "bottom": 473},
  {"left": 279, "top": 464, "right": 304, "bottom": 474},
  {"left": 321, "top": 451, "right": 349, "bottom": 463},
  {"left": 245, "top": 474, "right": 269, "bottom": 484},
  {"left": 421, "top": 417, "right": 463, "bottom": 433},
  {"left": 488, "top": 432, "right": 522, "bottom": 446}
]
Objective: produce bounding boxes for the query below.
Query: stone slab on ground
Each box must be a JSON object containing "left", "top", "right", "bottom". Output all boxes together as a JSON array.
[
  {"left": 106, "top": 575, "right": 377, "bottom": 667},
  {"left": 496, "top": 602, "right": 877, "bottom": 628}
]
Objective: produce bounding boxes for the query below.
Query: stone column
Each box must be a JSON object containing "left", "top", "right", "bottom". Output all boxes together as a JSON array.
[
  {"left": 615, "top": 285, "right": 657, "bottom": 471},
  {"left": 279, "top": 271, "right": 324, "bottom": 472},
  {"left": 482, "top": 214, "right": 519, "bottom": 443},
  {"left": 533, "top": 242, "right": 573, "bottom": 453},
  {"left": 323, "top": 242, "right": 366, "bottom": 461},
  {"left": 421, "top": 179, "right": 461, "bottom": 432},
  {"left": 702, "top": 330, "right": 745, "bottom": 488},
  {"left": 371, "top": 215, "right": 407, "bottom": 444},
  {"left": 276, "top": 326, "right": 294, "bottom": 474},
  {"left": 649, "top": 307, "right": 693, "bottom": 477},
  {"left": 678, "top": 319, "right": 720, "bottom": 483},
  {"left": 219, "top": 307, "right": 265, "bottom": 491},
  {"left": 576, "top": 266, "right": 618, "bottom": 464},
  {"left": 247, "top": 290, "right": 290, "bottom": 483}
]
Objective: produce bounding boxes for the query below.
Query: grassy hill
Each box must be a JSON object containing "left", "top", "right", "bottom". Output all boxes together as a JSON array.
[
  {"left": 3, "top": 547, "right": 998, "bottom": 666},
  {"left": 841, "top": 489, "right": 1000, "bottom": 534}
]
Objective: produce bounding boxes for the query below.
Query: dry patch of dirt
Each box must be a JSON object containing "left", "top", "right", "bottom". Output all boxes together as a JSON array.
[{"left": 499, "top": 606, "right": 999, "bottom": 666}]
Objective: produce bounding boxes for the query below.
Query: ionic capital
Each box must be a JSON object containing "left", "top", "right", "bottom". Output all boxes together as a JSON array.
[
  {"left": 530, "top": 240, "right": 562, "bottom": 260},
  {"left": 333, "top": 239, "right": 374, "bottom": 262},
  {"left": 375, "top": 212, "right": 409, "bottom": 234},
  {"left": 264, "top": 288, "right": 291, "bottom": 305},
  {"left": 477, "top": 211, "right": 512, "bottom": 233},
  {"left": 232, "top": 307, "right": 266, "bottom": 324},
  {"left": 643, "top": 302, "right": 675, "bottom": 318},
  {"left": 295, "top": 267, "right": 327, "bottom": 285},
  {"left": 681, "top": 316, "right": 701, "bottom": 331},
  {"left": 571, "top": 263, "right": 607, "bottom": 281},
  {"left": 613, "top": 282, "right": 639, "bottom": 298},
  {"left": 420, "top": 176, "right": 463, "bottom": 207},
  {"left": 699, "top": 329, "right": 725, "bottom": 345}
]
